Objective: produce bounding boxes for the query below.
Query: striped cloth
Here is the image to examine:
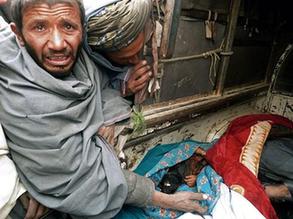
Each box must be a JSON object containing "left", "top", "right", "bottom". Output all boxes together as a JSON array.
[{"left": 87, "top": 0, "right": 152, "bottom": 52}]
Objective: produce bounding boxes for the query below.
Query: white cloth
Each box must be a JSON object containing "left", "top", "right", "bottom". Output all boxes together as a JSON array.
[
  {"left": 0, "top": 124, "right": 26, "bottom": 219},
  {"left": 178, "top": 183, "right": 265, "bottom": 219}
]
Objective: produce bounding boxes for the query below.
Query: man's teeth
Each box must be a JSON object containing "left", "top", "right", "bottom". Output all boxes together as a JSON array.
[{"left": 48, "top": 56, "right": 67, "bottom": 60}]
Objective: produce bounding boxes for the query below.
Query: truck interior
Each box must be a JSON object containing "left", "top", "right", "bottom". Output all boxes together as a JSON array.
[
  {"left": 0, "top": 0, "right": 292, "bottom": 218},
  {"left": 122, "top": 0, "right": 293, "bottom": 218}
]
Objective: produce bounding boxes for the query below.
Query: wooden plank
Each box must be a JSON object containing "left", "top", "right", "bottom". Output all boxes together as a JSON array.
[{"left": 143, "top": 83, "right": 268, "bottom": 127}]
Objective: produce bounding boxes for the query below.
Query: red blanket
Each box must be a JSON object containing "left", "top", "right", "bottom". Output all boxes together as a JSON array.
[{"left": 206, "top": 114, "right": 293, "bottom": 219}]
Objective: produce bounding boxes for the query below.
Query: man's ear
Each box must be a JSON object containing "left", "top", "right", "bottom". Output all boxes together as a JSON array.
[{"left": 10, "top": 22, "right": 25, "bottom": 46}]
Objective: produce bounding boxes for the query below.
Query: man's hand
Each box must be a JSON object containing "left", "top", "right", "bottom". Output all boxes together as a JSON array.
[
  {"left": 125, "top": 60, "right": 152, "bottom": 95},
  {"left": 98, "top": 125, "right": 116, "bottom": 145},
  {"left": 19, "top": 193, "right": 49, "bottom": 219},
  {"left": 265, "top": 184, "right": 292, "bottom": 200},
  {"left": 152, "top": 191, "right": 208, "bottom": 214}
]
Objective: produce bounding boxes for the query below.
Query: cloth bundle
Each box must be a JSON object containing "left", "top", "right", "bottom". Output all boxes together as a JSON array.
[{"left": 206, "top": 114, "right": 293, "bottom": 219}]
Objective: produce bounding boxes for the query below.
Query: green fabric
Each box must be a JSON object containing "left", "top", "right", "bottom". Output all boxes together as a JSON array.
[
  {"left": 114, "top": 206, "right": 147, "bottom": 219},
  {"left": 135, "top": 140, "right": 213, "bottom": 176},
  {"left": 134, "top": 142, "right": 180, "bottom": 175}
]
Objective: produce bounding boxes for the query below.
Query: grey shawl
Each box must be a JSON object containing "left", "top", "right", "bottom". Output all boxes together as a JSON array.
[{"left": 0, "top": 18, "right": 131, "bottom": 218}]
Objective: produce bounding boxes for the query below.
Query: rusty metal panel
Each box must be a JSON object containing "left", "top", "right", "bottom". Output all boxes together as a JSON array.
[
  {"left": 159, "top": 20, "right": 226, "bottom": 101},
  {"left": 268, "top": 94, "right": 293, "bottom": 121}
]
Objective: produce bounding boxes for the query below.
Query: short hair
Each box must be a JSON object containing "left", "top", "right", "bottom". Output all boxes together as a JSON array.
[{"left": 10, "top": 0, "right": 85, "bottom": 31}]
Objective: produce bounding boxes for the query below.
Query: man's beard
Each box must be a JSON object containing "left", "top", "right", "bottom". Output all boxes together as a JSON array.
[{"left": 24, "top": 41, "right": 82, "bottom": 78}]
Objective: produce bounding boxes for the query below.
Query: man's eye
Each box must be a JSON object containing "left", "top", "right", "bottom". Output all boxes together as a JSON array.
[
  {"left": 34, "top": 24, "right": 45, "bottom": 32},
  {"left": 64, "top": 24, "right": 73, "bottom": 30}
]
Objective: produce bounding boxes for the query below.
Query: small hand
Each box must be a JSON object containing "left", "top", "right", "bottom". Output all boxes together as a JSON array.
[
  {"left": 98, "top": 125, "right": 116, "bottom": 145},
  {"left": 126, "top": 60, "right": 152, "bottom": 95},
  {"left": 19, "top": 193, "right": 49, "bottom": 219},
  {"left": 184, "top": 175, "right": 197, "bottom": 187}
]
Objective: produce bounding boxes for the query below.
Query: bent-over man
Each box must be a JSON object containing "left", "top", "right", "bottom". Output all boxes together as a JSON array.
[{"left": 84, "top": 0, "right": 156, "bottom": 103}]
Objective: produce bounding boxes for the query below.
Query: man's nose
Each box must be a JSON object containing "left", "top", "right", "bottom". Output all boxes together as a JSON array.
[
  {"left": 128, "top": 53, "right": 141, "bottom": 65},
  {"left": 48, "top": 29, "right": 66, "bottom": 51}
]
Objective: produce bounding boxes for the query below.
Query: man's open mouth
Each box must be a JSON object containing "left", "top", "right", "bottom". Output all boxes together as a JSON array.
[{"left": 45, "top": 55, "right": 71, "bottom": 66}]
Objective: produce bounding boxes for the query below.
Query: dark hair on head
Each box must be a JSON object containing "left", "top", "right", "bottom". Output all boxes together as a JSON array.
[{"left": 10, "top": 0, "right": 85, "bottom": 31}]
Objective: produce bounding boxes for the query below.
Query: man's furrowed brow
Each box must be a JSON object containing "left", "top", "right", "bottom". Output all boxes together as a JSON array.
[{"left": 25, "top": 18, "right": 47, "bottom": 26}]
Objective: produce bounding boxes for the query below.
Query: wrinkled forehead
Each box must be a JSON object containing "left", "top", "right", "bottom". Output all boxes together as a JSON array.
[
  {"left": 20, "top": 0, "right": 83, "bottom": 23},
  {"left": 22, "top": 0, "right": 79, "bottom": 7},
  {"left": 20, "top": 1, "right": 83, "bottom": 29},
  {"left": 22, "top": 0, "right": 80, "bottom": 14},
  {"left": 23, "top": 2, "right": 78, "bottom": 16}
]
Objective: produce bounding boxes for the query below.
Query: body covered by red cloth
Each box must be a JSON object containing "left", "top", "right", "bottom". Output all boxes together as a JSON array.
[{"left": 206, "top": 114, "right": 293, "bottom": 219}]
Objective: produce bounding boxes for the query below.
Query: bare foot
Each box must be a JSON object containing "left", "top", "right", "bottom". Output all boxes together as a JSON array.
[{"left": 265, "top": 184, "right": 292, "bottom": 200}]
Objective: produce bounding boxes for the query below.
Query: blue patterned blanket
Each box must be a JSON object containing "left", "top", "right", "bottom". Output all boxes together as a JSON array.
[{"left": 115, "top": 140, "right": 221, "bottom": 219}]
